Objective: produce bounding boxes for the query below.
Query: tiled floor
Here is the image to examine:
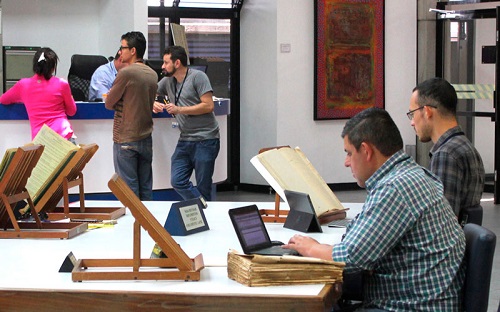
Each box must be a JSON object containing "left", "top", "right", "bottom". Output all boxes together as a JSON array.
[{"left": 216, "top": 189, "right": 500, "bottom": 311}]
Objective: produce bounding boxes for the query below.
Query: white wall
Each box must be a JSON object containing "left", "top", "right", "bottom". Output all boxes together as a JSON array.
[
  {"left": 7, "top": 1, "right": 494, "bottom": 189},
  {"left": 240, "top": 0, "right": 417, "bottom": 185},
  {"left": 240, "top": 0, "right": 278, "bottom": 185},
  {"left": 2, "top": 0, "right": 147, "bottom": 80}
]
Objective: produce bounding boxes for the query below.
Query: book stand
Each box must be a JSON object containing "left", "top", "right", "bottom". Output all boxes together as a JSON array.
[
  {"left": 72, "top": 173, "right": 204, "bottom": 282},
  {"left": 44, "top": 143, "right": 126, "bottom": 221},
  {"left": 259, "top": 192, "right": 288, "bottom": 223},
  {"left": 258, "top": 146, "right": 290, "bottom": 223},
  {"left": 254, "top": 146, "right": 349, "bottom": 224},
  {"left": 0, "top": 145, "right": 87, "bottom": 239}
]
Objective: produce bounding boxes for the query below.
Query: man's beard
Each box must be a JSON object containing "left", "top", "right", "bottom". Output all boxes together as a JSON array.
[{"left": 163, "top": 67, "right": 176, "bottom": 77}]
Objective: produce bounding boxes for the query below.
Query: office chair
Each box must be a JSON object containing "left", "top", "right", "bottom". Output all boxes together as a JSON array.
[
  {"left": 336, "top": 224, "right": 496, "bottom": 312},
  {"left": 145, "top": 59, "right": 164, "bottom": 82},
  {"left": 68, "top": 54, "right": 108, "bottom": 101},
  {"left": 460, "top": 204, "right": 483, "bottom": 226},
  {"left": 463, "top": 223, "right": 496, "bottom": 312}
]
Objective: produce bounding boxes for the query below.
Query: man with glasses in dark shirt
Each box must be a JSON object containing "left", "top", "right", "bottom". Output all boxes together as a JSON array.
[{"left": 408, "top": 77, "right": 484, "bottom": 224}]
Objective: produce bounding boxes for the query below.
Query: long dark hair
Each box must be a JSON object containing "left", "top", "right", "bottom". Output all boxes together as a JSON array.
[{"left": 33, "top": 47, "right": 59, "bottom": 80}]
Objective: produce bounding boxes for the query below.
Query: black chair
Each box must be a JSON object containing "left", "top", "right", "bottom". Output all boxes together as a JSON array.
[
  {"left": 145, "top": 59, "right": 164, "bottom": 82},
  {"left": 68, "top": 54, "right": 108, "bottom": 101},
  {"left": 460, "top": 204, "right": 483, "bottom": 226},
  {"left": 463, "top": 223, "right": 496, "bottom": 312}
]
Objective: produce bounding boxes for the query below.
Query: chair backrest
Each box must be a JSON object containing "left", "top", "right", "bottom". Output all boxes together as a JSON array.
[
  {"left": 460, "top": 204, "right": 483, "bottom": 226},
  {"left": 463, "top": 223, "right": 496, "bottom": 312},
  {"left": 68, "top": 54, "right": 108, "bottom": 101}
]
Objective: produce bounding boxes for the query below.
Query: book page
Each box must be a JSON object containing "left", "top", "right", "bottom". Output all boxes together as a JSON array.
[
  {"left": 26, "top": 125, "right": 79, "bottom": 203},
  {"left": 231, "top": 250, "right": 345, "bottom": 266},
  {"left": 170, "top": 23, "right": 190, "bottom": 65},
  {"left": 0, "top": 148, "right": 17, "bottom": 181},
  {"left": 254, "top": 147, "right": 344, "bottom": 216}
]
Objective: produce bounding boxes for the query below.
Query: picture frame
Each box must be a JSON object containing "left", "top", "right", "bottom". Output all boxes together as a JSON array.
[{"left": 314, "top": 0, "right": 385, "bottom": 120}]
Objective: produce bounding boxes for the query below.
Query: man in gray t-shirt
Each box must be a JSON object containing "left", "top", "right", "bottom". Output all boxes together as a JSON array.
[{"left": 153, "top": 46, "right": 220, "bottom": 202}]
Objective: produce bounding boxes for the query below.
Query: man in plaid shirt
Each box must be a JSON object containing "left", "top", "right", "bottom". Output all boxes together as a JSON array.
[
  {"left": 285, "top": 108, "right": 465, "bottom": 311},
  {"left": 409, "top": 77, "right": 484, "bottom": 222}
]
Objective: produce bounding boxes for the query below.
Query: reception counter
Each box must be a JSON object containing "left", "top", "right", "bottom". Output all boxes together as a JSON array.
[{"left": 0, "top": 100, "right": 230, "bottom": 195}]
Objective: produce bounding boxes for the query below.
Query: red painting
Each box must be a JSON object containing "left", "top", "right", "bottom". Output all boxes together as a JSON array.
[{"left": 315, "top": 0, "right": 384, "bottom": 120}]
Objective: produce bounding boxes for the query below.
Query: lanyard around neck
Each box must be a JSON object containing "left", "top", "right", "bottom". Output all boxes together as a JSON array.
[{"left": 174, "top": 68, "right": 189, "bottom": 105}]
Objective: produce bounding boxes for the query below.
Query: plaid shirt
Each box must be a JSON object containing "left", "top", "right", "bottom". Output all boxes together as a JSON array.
[
  {"left": 332, "top": 150, "right": 465, "bottom": 311},
  {"left": 430, "top": 126, "right": 485, "bottom": 216}
]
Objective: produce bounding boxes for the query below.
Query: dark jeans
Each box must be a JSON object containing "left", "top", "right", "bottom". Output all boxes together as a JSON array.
[
  {"left": 113, "top": 135, "right": 153, "bottom": 200},
  {"left": 171, "top": 139, "right": 220, "bottom": 201}
]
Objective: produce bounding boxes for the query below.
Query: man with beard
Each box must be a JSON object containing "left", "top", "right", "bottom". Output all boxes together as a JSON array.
[
  {"left": 408, "top": 77, "right": 484, "bottom": 223},
  {"left": 284, "top": 108, "right": 466, "bottom": 311},
  {"left": 153, "top": 46, "right": 220, "bottom": 203}
]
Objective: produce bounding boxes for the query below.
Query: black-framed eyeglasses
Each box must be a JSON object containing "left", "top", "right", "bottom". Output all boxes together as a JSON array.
[
  {"left": 119, "top": 46, "right": 132, "bottom": 51},
  {"left": 406, "top": 105, "right": 437, "bottom": 120}
]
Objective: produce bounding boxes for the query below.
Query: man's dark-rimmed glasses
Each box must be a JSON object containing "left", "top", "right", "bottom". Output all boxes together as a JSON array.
[{"left": 406, "top": 105, "right": 437, "bottom": 120}]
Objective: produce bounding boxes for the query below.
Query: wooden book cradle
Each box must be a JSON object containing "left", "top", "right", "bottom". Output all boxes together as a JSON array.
[
  {"left": 257, "top": 146, "right": 290, "bottom": 223},
  {"left": 0, "top": 145, "right": 87, "bottom": 239},
  {"left": 255, "top": 146, "right": 347, "bottom": 224},
  {"left": 72, "top": 173, "right": 204, "bottom": 282},
  {"left": 44, "top": 143, "right": 126, "bottom": 221}
]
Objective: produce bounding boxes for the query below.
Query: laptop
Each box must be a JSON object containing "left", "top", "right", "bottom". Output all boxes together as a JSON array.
[
  {"left": 283, "top": 190, "right": 322, "bottom": 233},
  {"left": 228, "top": 205, "right": 300, "bottom": 256}
]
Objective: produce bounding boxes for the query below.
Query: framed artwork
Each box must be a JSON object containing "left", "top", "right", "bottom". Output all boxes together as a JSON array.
[{"left": 314, "top": 0, "right": 384, "bottom": 120}]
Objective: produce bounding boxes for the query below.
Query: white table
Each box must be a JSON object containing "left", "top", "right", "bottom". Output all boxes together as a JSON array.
[{"left": 0, "top": 200, "right": 362, "bottom": 311}]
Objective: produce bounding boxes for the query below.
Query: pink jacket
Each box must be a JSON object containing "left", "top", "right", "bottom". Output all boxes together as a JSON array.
[{"left": 0, "top": 74, "right": 77, "bottom": 140}]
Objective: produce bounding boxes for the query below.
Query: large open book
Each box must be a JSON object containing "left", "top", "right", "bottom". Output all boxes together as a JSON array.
[
  {"left": 0, "top": 147, "right": 17, "bottom": 181},
  {"left": 251, "top": 146, "right": 347, "bottom": 223},
  {"left": 19, "top": 125, "right": 125, "bottom": 220},
  {"left": 25, "top": 125, "right": 80, "bottom": 212},
  {"left": 227, "top": 250, "right": 344, "bottom": 287}
]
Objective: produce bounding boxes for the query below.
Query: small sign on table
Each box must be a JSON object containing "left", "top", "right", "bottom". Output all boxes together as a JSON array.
[{"left": 164, "top": 198, "right": 209, "bottom": 236}]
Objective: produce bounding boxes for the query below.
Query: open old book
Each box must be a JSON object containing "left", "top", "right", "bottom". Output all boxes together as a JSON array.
[
  {"left": 0, "top": 147, "right": 17, "bottom": 180},
  {"left": 251, "top": 146, "right": 347, "bottom": 223},
  {"left": 26, "top": 125, "right": 80, "bottom": 211},
  {"left": 227, "top": 250, "right": 344, "bottom": 287}
]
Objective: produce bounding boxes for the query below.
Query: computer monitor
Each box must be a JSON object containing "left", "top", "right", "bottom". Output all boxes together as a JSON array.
[{"left": 3, "top": 46, "right": 40, "bottom": 91}]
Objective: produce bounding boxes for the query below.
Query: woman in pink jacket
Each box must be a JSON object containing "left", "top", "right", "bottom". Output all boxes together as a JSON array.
[{"left": 0, "top": 47, "right": 77, "bottom": 142}]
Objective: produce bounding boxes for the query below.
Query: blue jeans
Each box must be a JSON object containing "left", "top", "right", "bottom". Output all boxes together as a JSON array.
[
  {"left": 171, "top": 139, "right": 220, "bottom": 201},
  {"left": 113, "top": 135, "right": 153, "bottom": 200}
]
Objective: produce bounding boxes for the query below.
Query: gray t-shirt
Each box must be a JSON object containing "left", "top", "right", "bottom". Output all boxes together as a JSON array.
[{"left": 157, "top": 69, "right": 219, "bottom": 141}]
